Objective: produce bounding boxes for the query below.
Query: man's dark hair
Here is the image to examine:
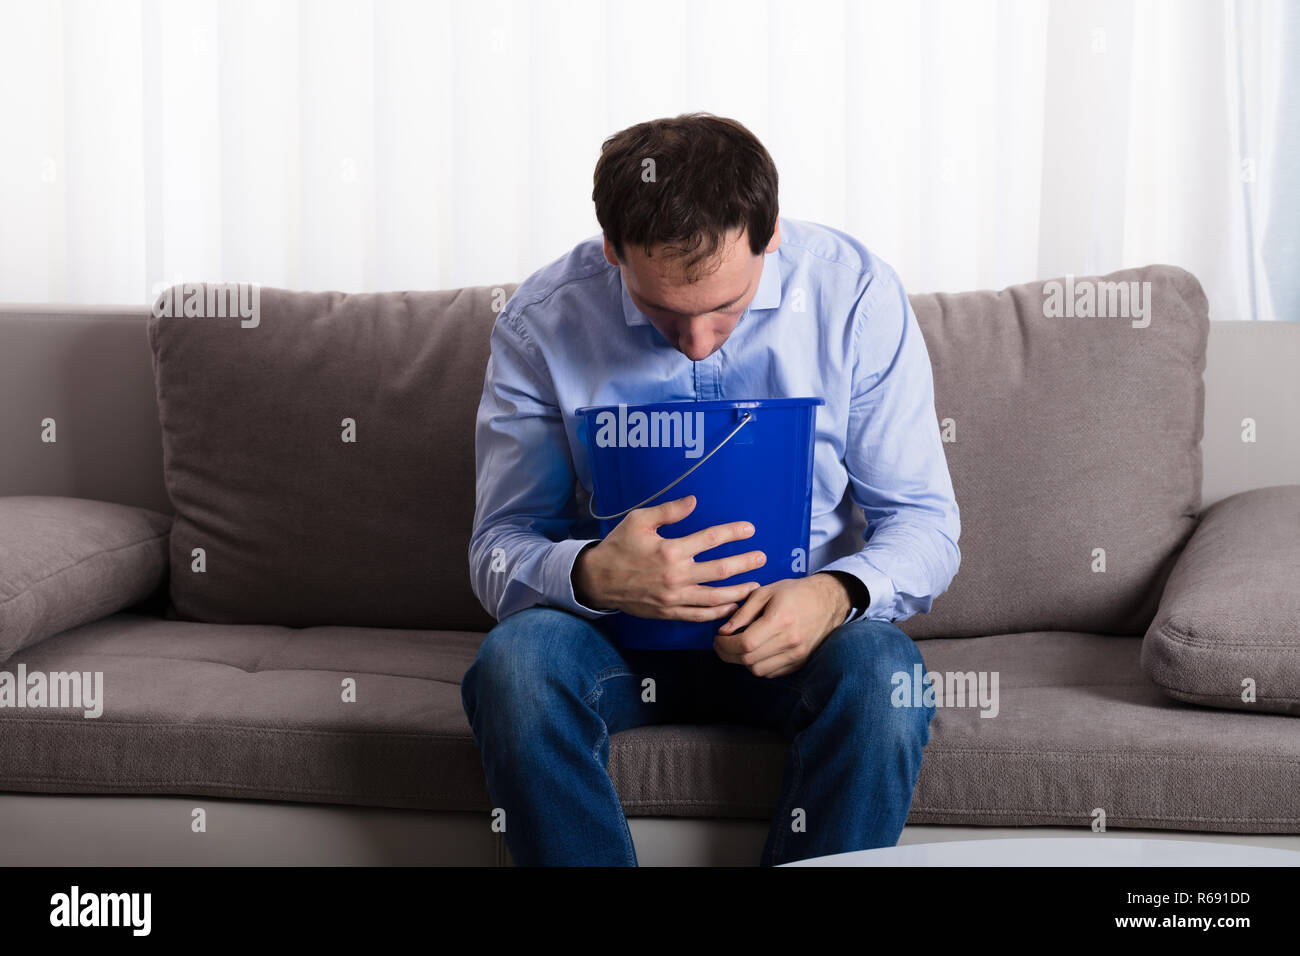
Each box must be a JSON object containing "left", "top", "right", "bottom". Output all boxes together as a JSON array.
[{"left": 592, "top": 112, "right": 779, "bottom": 281}]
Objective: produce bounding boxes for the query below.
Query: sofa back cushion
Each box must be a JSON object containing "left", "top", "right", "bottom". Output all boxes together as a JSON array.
[
  {"left": 895, "top": 264, "right": 1208, "bottom": 638},
  {"left": 149, "top": 283, "right": 517, "bottom": 632},
  {"left": 151, "top": 265, "right": 1206, "bottom": 639}
]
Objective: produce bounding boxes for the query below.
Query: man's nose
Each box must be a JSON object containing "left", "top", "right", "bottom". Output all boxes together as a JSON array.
[{"left": 677, "top": 319, "right": 713, "bottom": 358}]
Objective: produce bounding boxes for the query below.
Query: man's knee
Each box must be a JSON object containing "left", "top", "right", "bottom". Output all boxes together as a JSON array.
[
  {"left": 813, "top": 619, "right": 934, "bottom": 739},
  {"left": 460, "top": 606, "right": 616, "bottom": 722}
]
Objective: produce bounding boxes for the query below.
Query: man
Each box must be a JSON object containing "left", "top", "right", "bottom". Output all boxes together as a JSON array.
[{"left": 462, "top": 112, "right": 960, "bottom": 866}]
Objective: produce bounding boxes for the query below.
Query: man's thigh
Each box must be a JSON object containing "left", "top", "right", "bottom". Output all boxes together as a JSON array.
[
  {"left": 591, "top": 623, "right": 807, "bottom": 732},
  {"left": 679, "top": 618, "right": 923, "bottom": 735},
  {"left": 465, "top": 606, "right": 707, "bottom": 732}
]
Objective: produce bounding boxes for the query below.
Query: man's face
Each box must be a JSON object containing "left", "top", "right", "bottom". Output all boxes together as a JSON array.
[{"left": 604, "top": 222, "right": 781, "bottom": 362}]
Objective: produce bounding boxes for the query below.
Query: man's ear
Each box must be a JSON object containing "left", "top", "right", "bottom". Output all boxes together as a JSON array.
[
  {"left": 602, "top": 236, "right": 621, "bottom": 266},
  {"left": 765, "top": 217, "right": 781, "bottom": 254}
]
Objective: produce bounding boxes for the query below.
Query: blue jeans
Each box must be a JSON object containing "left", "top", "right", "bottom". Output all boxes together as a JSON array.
[{"left": 460, "top": 606, "right": 935, "bottom": 866}]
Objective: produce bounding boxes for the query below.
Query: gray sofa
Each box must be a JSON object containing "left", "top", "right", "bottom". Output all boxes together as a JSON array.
[{"left": 1, "top": 264, "right": 1298, "bottom": 866}]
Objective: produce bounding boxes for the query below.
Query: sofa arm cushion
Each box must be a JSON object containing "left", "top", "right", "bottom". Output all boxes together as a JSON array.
[
  {"left": 0, "top": 496, "right": 171, "bottom": 663},
  {"left": 1141, "top": 486, "right": 1300, "bottom": 715}
]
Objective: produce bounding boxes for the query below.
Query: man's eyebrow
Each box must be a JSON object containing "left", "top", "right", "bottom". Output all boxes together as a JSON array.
[{"left": 639, "top": 277, "right": 752, "bottom": 316}]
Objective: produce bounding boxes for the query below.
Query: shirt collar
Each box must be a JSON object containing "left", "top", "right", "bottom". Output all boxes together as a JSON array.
[{"left": 620, "top": 246, "right": 783, "bottom": 327}]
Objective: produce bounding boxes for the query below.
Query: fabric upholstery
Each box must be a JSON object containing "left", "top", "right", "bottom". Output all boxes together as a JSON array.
[
  {"left": 0, "top": 496, "right": 170, "bottom": 664},
  {"left": 5, "top": 307, "right": 1295, "bottom": 522},
  {"left": 4, "top": 269, "right": 1296, "bottom": 845},
  {"left": 147, "top": 284, "right": 517, "bottom": 633},
  {"left": 1141, "top": 485, "right": 1300, "bottom": 715},
  {"left": 146, "top": 267, "right": 1206, "bottom": 641},
  {"left": 898, "top": 264, "right": 1208, "bottom": 638},
  {"left": 3, "top": 613, "right": 1298, "bottom": 833}
]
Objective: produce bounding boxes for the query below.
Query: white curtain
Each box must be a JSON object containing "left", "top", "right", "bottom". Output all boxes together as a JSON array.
[{"left": 0, "top": 0, "right": 1293, "bottom": 322}]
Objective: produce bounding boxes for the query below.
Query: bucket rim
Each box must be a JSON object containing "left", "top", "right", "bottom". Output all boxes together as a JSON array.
[{"left": 575, "top": 396, "right": 824, "bottom": 417}]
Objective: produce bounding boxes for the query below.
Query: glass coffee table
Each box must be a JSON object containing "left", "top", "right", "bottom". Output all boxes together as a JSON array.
[{"left": 781, "top": 837, "right": 1300, "bottom": 866}]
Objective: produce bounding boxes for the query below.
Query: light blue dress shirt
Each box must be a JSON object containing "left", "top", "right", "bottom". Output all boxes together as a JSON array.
[{"left": 469, "top": 216, "right": 960, "bottom": 628}]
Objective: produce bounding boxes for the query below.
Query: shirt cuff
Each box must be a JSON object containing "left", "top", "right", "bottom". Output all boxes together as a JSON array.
[
  {"left": 544, "top": 537, "right": 620, "bottom": 619},
  {"left": 816, "top": 554, "right": 897, "bottom": 624},
  {"left": 818, "top": 570, "right": 869, "bottom": 628}
]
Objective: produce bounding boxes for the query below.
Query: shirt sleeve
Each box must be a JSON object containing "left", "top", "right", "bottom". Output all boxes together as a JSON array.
[
  {"left": 816, "top": 265, "right": 961, "bottom": 624},
  {"left": 468, "top": 308, "right": 619, "bottom": 622}
]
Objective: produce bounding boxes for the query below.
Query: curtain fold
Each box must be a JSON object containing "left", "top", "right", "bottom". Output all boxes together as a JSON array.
[{"left": 0, "top": 0, "right": 1292, "bottom": 321}]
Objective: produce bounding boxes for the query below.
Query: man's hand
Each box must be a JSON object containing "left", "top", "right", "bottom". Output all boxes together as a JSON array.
[
  {"left": 572, "top": 494, "right": 767, "bottom": 621},
  {"left": 714, "top": 573, "right": 852, "bottom": 678}
]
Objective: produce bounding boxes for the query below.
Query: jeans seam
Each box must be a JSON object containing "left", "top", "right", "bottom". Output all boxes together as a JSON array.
[
  {"left": 765, "top": 628, "right": 872, "bottom": 865},
  {"left": 769, "top": 702, "right": 809, "bottom": 866},
  {"left": 584, "top": 667, "right": 639, "bottom": 865},
  {"left": 768, "top": 666, "right": 819, "bottom": 717},
  {"left": 592, "top": 713, "right": 608, "bottom": 762},
  {"left": 584, "top": 666, "right": 633, "bottom": 708}
]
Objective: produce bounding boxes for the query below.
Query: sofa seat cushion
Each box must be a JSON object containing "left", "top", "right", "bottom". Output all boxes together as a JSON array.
[
  {"left": 0, "top": 612, "right": 492, "bottom": 809},
  {"left": 2, "top": 616, "right": 1298, "bottom": 833},
  {"left": 610, "top": 632, "right": 1300, "bottom": 831},
  {"left": 900, "top": 631, "right": 1300, "bottom": 831}
]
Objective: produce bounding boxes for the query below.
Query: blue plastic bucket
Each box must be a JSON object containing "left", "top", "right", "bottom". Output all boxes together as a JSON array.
[{"left": 574, "top": 397, "right": 824, "bottom": 650}]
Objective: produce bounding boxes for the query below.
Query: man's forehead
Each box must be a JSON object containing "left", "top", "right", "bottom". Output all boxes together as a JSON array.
[
  {"left": 630, "top": 266, "right": 753, "bottom": 317},
  {"left": 637, "top": 233, "right": 749, "bottom": 281},
  {"left": 634, "top": 225, "right": 745, "bottom": 263}
]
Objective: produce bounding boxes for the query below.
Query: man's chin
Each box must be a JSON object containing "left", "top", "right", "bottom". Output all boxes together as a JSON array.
[{"left": 678, "top": 345, "right": 721, "bottom": 360}]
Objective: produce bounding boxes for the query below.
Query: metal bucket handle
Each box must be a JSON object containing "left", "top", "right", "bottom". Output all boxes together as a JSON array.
[{"left": 587, "top": 411, "right": 754, "bottom": 521}]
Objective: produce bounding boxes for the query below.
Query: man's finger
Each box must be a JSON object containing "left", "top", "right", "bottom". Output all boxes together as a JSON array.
[
  {"left": 666, "top": 601, "right": 739, "bottom": 623},
  {"left": 714, "top": 595, "right": 768, "bottom": 663},
  {"left": 680, "top": 580, "right": 761, "bottom": 607},
  {"left": 718, "top": 586, "right": 770, "bottom": 635},
  {"left": 755, "top": 652, "right": 803, "bottom": 679},
  {"left": 675, "top": 519, "right": 756, "bottom": 560},
  {"left": 638, "top": 493, "right": 696, "bottom": 531},
  {"left": 689, "top": 548, "right": 767, "bottom": 585},
  {"left": 733, "top": 615, "right": 791, "bottom": 667},
  {"left": 716, "top": 599, "right": 784, "bottom": 664}
]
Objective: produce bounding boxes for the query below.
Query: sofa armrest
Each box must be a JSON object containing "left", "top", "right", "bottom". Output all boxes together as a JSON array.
[
  {"left": 0, "top": 496, "right": 171, "bottom": 663},
  {"left": 1140, "top": 485, "right": 1300, "bottom": 715}
]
